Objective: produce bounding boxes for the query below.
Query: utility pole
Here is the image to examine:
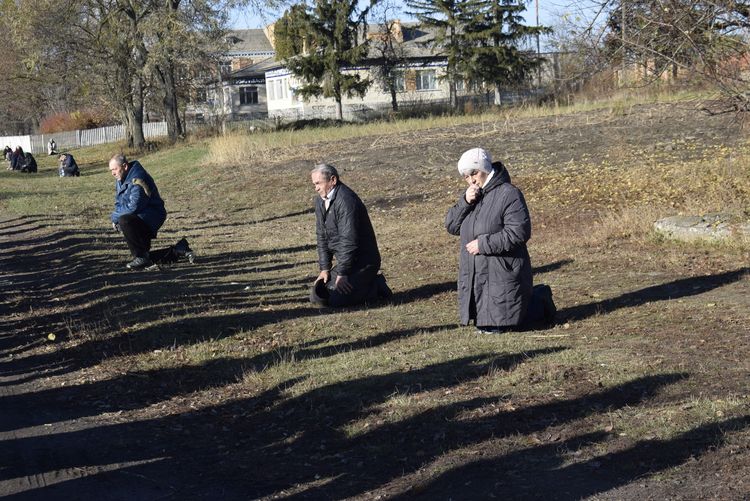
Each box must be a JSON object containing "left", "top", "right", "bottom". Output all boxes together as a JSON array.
[
  {"left": 536, "top": 0, "right": 542, "bottom": 88},
  {"left": 621, "top": 0, "right": 627, "bottom": 86}
]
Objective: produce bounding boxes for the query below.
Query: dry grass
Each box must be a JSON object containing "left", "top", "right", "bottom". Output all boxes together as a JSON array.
[
  {"left": 205, "top": 89, "right": 708, "bottom": 168},
  {"left": 1, "top": 98, "right": 748, "bottom": 499}
]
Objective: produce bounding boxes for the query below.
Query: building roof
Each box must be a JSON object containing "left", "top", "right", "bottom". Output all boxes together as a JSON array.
[
  {"left": 228, "top": 57, "right": 283, "bottom": 80},
  {"left": 224, "top": 29, "right": 274, "bottom": 56},
  {"left": 362, "top": 22, "right": 442, "bottom": 60}
]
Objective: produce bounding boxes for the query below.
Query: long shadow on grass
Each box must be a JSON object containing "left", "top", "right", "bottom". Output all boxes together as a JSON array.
[
  {"left": 401, "top": 415, "right": 750, "bottom": 500},
  {"left": 183, "top": 208, "right": 314, "bottom": 232},
  {"left": 391, "top": 281, "right": 455, "bottom": 303},
  {"left": 559, "top": 268, "right": 749, "bottom": 322},
  {"left": 0, "top": 324, "right": 453, "bottom": 430},
  {"left": 0, "top": 350, "right": 563, "bottom": 486},
  {"left": 0, "top": 366, "right": 695, "bottom": 499},
  {"left": 533, "top": 258, "right": 573, "bottom": 275},
  {"left": 0, "top": 220, "right": 319, "bottom": 376}
]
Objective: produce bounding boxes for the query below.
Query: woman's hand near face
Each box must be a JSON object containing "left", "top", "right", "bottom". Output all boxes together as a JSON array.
[{"left": 465, "top": 184, "right": 482, "bottom": 204}]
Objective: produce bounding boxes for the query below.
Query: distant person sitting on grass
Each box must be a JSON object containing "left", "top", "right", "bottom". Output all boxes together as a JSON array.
[
  {"left": 58, "top": 153, "right": 80, "bottom": 177},
  {"left": 48, "top": 138, "right": 57, "bottom": 155},
  {"left": 20, "top": 152, "right": 37, "bottom": 173},
  {"left": 309, "top": 163, "right": 392, "bottom": 307},
  {"left": 10, "top": 146, "right": 24, "bottom": 171},
  {"left": 109, "top": 154, "right": 194, "bottom": 270}
]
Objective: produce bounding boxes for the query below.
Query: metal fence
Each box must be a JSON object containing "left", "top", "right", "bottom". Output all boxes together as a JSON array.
[{"left": 0, "top": 122, "right": 168, "bottom": 155}]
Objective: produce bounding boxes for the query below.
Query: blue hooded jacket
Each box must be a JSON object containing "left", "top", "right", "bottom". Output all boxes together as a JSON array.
[{"left": 111, "top": 160, "right": 167, "bottom": 236}]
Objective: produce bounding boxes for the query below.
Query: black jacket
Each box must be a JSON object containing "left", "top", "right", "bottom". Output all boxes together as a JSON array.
[
  {"left": 315, "top": 182, "right": 381, "bottom": 276},
  {"left": 20, "top": 153, "right": 37, "bottom": 173}
]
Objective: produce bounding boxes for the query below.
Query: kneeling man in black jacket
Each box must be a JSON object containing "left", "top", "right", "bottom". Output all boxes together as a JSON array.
[{"left": 310, "top": 163, "right": 391, "bottom": 307}]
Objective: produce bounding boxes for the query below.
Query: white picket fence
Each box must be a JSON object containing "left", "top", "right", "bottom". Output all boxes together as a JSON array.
[{"left": 0, "top": 122, "right": 168, "bottom": 155}]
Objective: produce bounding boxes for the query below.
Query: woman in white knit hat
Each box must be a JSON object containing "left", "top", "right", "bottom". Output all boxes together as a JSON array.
[{"left": 445, "top": 148, "right": 555, "bottom": 333}]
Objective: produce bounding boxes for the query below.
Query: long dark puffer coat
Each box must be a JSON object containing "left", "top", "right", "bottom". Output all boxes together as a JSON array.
[{"left": 445, "top": 162, "right": 533, "bottom": 327}]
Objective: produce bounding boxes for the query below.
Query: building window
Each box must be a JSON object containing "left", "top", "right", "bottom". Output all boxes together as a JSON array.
[
  {"left": 219, "top": 61, "right": 232, "bottom": 76},
  {"left": 268, "top": 81, "right": 276, "bottom": 101},
  {"left": 239, "top": 86, "right": 258, "bottom": 105},
  {"left": 194, "top": 87, "right": 207, "bottom": 103},
  {"left": 416, "top": 70, "right": 437, "bottom": 91},
  {"left": 382, "top": 72, "right": 405, "bottom": 92}
]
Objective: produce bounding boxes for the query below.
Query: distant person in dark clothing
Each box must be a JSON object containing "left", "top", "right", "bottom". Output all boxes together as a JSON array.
[
  {"left": 109, "top": 154, "right": 194, "bottom": 270},
  {"left": 48, "top": 139, "right": 57, "bottom": 155},
  {"left": 58, "top": 153, "right": 80, "bottom": 177},
  {"left": 10, "top": 146, "right": 24, "bottom": 171},
  {"left": 3, "top": 146, "right": 11, "bottom": 162},
  {"left": 20, "top": 152, "right": 37, "bottom": 173},
  {"left": 309, "top": 163, "right": 391, "bottom": 307}
]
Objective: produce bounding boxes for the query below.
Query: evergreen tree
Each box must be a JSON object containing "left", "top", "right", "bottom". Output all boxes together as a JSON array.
[
  {"left": 462, "top": 0, "right": 550, "bottom": 105},
  {"left": 274, "top": 4, "right": 313, "bottom": 60},
  {"left": 406, "top": 0, "right": 471, "bottom": 110},
  {"left": 276, "top": 0, "right": 371, "bottom": 121}
]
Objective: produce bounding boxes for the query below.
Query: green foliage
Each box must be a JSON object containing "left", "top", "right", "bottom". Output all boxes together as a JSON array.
[
  {"left": 276, "top": 0, "right": 372, "bottom": 119},
  {"left": 461, "top": 0, "right": 550, "bottom": 90},
  {"left": 274, "top": 4, "right": 313, "bottom": 61},
  {"left": 406, "top": 0, "right": 469, "bottom": 108}
]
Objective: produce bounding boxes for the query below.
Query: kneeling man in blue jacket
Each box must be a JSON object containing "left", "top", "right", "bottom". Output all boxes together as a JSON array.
[{"left": 109, "top": 154, "right": 167, "bottom": 270}]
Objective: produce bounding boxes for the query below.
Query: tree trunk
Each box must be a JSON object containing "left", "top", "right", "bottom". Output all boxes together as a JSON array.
[
  {"left": 335, "top": 98, "right": 343, "bottom": 121},
  {"left": 494, "top": 85, "right": 503, "bottom": 106},
  {"left": 122, "top": 111, "right": 134, "bottom": 149},
  {"left": 390, "top": 83, "right": 398, "bottom": 111},
  {"left": 449, "top": 79, "right": 458, "bottom": 110},
  {"left": 125, "top": 98, "right": 146, "bottom": 150},
  {"left": 155, "top": 62, "right": 183, "bottom": 142}
]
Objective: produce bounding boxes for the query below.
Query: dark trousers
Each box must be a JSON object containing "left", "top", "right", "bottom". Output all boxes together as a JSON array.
[
  {"left": 310, "top": 264, "right": 379, "bottom": 307},
  {"left": 119, "top": 214, "right": 153, "bottom": 258}
]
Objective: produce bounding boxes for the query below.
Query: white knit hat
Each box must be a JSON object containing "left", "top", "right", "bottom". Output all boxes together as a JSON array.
[{"left": 457, "top": 147, "right": 492, "bottom": 175}]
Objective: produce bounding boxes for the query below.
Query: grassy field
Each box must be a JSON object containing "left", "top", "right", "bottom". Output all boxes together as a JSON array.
[{"left": 1, "top": 96, "right": 748, "bottom": 499}]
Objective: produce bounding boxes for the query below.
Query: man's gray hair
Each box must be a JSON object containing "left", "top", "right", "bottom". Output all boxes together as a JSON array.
[
  {"left": 312, "top": 163, "right": 339, "bottom": 181},
  {"left": 111, "top": 153, "right": 128, "bottom": 166}
]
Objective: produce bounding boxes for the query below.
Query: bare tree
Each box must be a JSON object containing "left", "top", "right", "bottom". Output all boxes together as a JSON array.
[
  {"left": 369, "top": 1, "right": 409, "bottom": 112},
  {"left": 556, "top": 0, "right": 750, "bottom": 111}
]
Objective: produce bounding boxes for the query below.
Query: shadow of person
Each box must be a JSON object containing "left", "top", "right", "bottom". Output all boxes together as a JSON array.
[
  {"left": 559, "top": 267, "right": 749, "bottom": 322},
  {"left": 402, "top": 415, "right": 749, "bottom": 500},
  {"left": 533, "top": 258, "right": 574, "bottom": 275},
  {"left": 288, "top": 372, "right": 688, "bottom": 500},
  {"left": 390, "top": 281, "right": 456, "bottom": 304},
  {"left": 0, "top": 325, "right": 453, "bottom": 431}
]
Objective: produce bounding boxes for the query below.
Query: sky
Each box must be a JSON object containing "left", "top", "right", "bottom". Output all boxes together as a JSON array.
[{"left": 229, "top": 0, "right": 566, "bottom": 32}]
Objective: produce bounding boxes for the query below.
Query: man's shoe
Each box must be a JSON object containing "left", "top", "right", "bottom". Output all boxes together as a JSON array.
[
  {"left": 375, "top": 273, "right": 392, "bottom": 299},
  {"left": 126, "top": 256, "right": 153, "bottom": 270}
]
